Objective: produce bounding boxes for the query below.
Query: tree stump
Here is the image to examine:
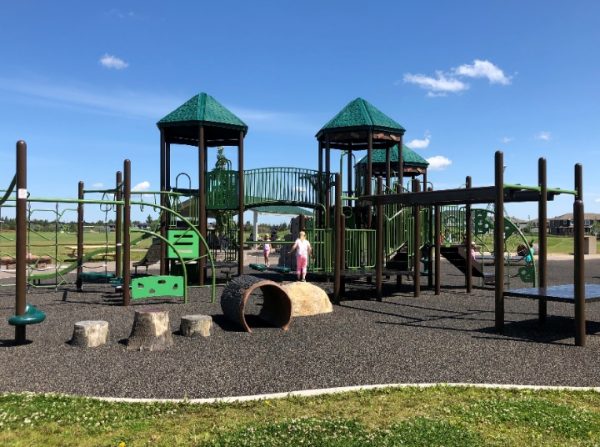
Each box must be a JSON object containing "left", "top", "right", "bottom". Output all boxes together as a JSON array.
[
  {"left": 221, "top": 275, "right": 292, "bottom": 332},
  {"left": 70, "top": 320, "right": 109, "bottom": 348},
  {"left": 180, "top": 315, "right": 212, "bottom": 337},
  {"left": 126, "top": 308, "right": 173, "bottom": 351}
]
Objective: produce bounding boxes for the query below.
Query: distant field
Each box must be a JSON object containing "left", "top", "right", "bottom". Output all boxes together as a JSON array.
[
  {"left": 0, "top": 230, "right": 152, "bottom": 262},
  {"left": 0, "top": 230, "right": 592, "bottom": 261}
]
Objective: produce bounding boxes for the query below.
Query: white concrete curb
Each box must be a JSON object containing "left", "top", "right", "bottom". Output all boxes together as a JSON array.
[{"left": 92, "top": 382, "right": 600, "bottom": 404}]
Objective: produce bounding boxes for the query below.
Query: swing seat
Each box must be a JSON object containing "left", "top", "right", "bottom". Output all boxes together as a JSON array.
[
  {"left": 8, "top": 304, "right": 46, "bottom": 326},
  {"left": 249, "top": 263, "right": 268, "bottom": 272}
]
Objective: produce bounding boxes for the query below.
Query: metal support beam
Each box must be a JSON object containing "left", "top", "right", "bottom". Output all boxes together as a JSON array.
[
  {"left": 494, "top": 151, "right": 504, "bottom": 332},
  {"left": 574, "top": 198, "right": 585, "bottom": 346},
  {"left": 76, "top": 181, "right": 84, "bottom": 292},
  {"left": 376, "top": 177, "right": 384, "bottom": 300},
  {"left": 413, "top": 179, "right": 421, "bottom": 297},
  {"left": 325, "top": 138, "right": 331, "bottom": 228},
  {"left": 15, "top": 141, "right": 27, "bottom": 344},
  {"left": 115, "top": 171, "right": 122, "bottom": 279},
  {"left": 465, "top": 176, "right": 472, "bottom": 293},
  {"left": 538, "top": 158, "right": 547, "bottom": 323},
  {"left": 333, "top": 173, "right": 342, "bottom": 302},
  {"left": 198, "top": 126, "right": 206, "bottom": 285},
  {"left": 434, "top": 204, "right": 441, "bottom": 295},
  {"left": 574, "top": 163, "right": 585, "bottom": 346},
  {"left": 238, "top": 131, "right": 245, "bottom": 277},
  {"left": 159, "top": 130, "right": 167, "bottom": 275},
  {"left": 122, "top": 159, "right": 131, "bottom": 306}
]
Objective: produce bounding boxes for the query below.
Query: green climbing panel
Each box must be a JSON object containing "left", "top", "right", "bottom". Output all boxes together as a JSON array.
[
  {"left": 518, "top": 266, "right": 535, "bottom": 283},
  {"left": 474, "top": 209, "right": 492, "bottom": 236},
  {"left": 473, "top": 209, "right": 517, "bottom": 240},
  {"left": 503, "top": 218, "right": 517, "bottom": 239},
  {"left": 167, "top": 230, "right": 199, "bottom": 260},
  {"left": 131, "top": 275, "right": 184, "bottom": 300}
]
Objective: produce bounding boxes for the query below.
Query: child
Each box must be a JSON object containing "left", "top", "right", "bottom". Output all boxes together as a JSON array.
[
  {"left": 262, "top": 236, "right": 271, "bottom": 267},
  {"left": 290, "top": 231, "right": 312, "bottom": 281}
]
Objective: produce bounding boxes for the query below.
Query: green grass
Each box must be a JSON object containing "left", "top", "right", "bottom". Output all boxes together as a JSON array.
[
  {"left": 0, "top": 230, "right": 151, "bottom": 262},
  {"left": 2, "top": 386, "right": 600, "bottom": 446}
]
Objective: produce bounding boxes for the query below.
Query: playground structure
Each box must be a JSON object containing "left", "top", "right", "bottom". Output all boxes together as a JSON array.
[{"left": 1, "top": 92, "right": 593, "bottom": 346}]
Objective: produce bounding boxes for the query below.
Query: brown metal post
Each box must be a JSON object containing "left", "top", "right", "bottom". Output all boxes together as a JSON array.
[
  {"left": 164, "top": 141, "right": 171, "bottom": 275},
  {"left": 198, "top": 126, "right": 206, "bottom": 285},
  {"left": 385, "top": 147, "right": 391, "bottom": 188},
  {"left": 538, "top": 158, "right": 547, "bottom": 323},
  {"left": 76, "top": 181, "right": 84, "bottom": 292},
  {"left": 298, "top": 214, "right": 306, "bottom": 232},
  {"left": 325, "top": 138, "right": 331, "bottom": 228},
  {"left": 574, "top": 199, "right": 585, "bottom": 346},
  {"left": 238, "top": 131, "right": 245, "bottom": 277},
  {"left": 367, "top": 131, "right": 373, "bottom": 228},
  {"left": 317, "top": 141, "right": 323, "bottom": 227},
  {"left": 333, "top": 173, "right": 342, "bottom": 302},
  {"left": 397, "top": 138, "right": 404, "bottom": 192},
  {"left": 413, "top": 179, "right": 421, "bottom": 297},
  {"left": 15, "top": 141, "right": 27, "bottom": 343},
  {"left": 434, "top": 204, "right": 441, "bottom": 295},
  {"left": 347, "top": 149, "right": 353, "bottom": 198},
  {"left": 396, "top": 139, "right": 403, "bottom": 287},
  {"left": 115, "top": 171, "right": 122, "bottom": 279},
  {"left": 427, "top": 185, "right": 434, "bottom": 288},
  {"left": 376, "top": 177, "right": 384, "bottom": 300},
  {"left": 494, "top": 151, "right": 504, "bottom": 332},
  {"left": 575, "top": 163, "right": 583, "bottom": 200},
  {"left": 159, "top": 130, "right": 167, "bottom": 275},
  {"left": 122, "top": 160, "right": 131, "bottom": 306},
  {"left": 465, "top": 176, "right": 473, "bottom": 293}
]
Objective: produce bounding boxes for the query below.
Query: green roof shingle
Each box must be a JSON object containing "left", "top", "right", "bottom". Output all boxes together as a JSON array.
[
  {"left": 317, "top": 98, "right": 405, "bottom": 137},
  {"left": 357, "top": 144, "right": 429, "bottom": 167},
  {"left": 157, "top": 92, "right": 248, "bottom": 133}
]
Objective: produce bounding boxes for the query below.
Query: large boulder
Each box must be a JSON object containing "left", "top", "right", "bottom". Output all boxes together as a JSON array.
[{"left": 282, "top": 282, "right": 333, "bottom": 317}]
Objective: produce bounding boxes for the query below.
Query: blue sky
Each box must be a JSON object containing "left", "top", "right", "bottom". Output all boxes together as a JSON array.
[{"left": 1, "top": 0, "right": 599, "bottom": 223}]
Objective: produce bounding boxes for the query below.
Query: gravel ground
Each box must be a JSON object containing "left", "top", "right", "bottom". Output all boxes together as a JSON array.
[{"left": 1, "top": 259, "right": 600, "bottom": 399}]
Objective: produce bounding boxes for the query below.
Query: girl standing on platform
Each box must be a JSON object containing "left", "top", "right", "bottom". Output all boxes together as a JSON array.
[
  {"left": 263, "top": 236, "right": 271, "bottom": 267},
  {"left": 291, "top": 231, "right": 312, "bottom": 281}
]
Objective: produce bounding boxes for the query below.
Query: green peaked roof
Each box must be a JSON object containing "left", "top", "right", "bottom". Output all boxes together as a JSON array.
[
  {"left": 157, "top": 93, "right": 248, "bottom": 133},
  {"left": 357, "top": 144, "right": 429, "bottom": 167},
  {"left": 317, "top": 98, "right": 405, "bottom": 137}
]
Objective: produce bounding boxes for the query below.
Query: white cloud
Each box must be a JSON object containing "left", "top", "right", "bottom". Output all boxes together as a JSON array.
[
  {"left": 132, "top": 181, "right": 150, "bottom": 192},
  {"left": 426, "top": 155, "right": 452, "bottom": 171},
  {"left": 401, "top": 59, "right": 510, "bottom": 96},
  {"left": 92, "top": 182, "right": 104, "bottom": 188},
  {"left": 454, "top": 59, "right": 511, "bottom": 85},
  {"left": 595, "top": 197, "right": 600, "bottom": 203},
  {"left": 99, "top": 54, "right": 129, "bottom": 70},
  {"left": 403, "top": 71, "right": 468, "bottom": 95},
  {"left": 535, "top": 131, "right": 551, "bottom": 141},
  {"left": 501, "top": 137, "right": 514, "bottom": 144},
  {"left": 406, "top": 132, "right": 431, "bottom": 149}
]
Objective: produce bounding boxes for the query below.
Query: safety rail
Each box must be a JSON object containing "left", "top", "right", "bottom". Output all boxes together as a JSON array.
[
  {"left": 306, "top": 228, "right": 333, "bottom": 273},
  {"left": 345, "top": 228, "right": 376, "bottom": 270}
]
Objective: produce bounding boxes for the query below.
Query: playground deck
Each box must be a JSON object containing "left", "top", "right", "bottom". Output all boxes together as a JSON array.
[{"left": 2, "top": 257, "right": 600, "bottom": 400}]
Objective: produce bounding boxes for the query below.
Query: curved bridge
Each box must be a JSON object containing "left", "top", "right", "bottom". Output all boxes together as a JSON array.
[{"left": 206, "top": 167, "right": 327, "bottom": 210}]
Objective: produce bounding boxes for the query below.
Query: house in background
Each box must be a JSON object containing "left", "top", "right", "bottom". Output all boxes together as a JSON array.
[{"left": 548, "top": 213, "right": 600, "bottom": 235}]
